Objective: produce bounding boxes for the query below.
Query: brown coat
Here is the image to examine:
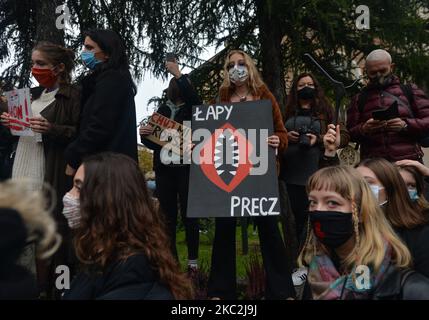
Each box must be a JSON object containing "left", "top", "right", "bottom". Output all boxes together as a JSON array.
[{"left": 32, "top": 85, "right": 81, "bottom": 224}]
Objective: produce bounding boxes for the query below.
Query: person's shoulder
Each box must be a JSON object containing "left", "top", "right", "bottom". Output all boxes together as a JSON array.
[{"left": 112, "top": 253, "right": 154, "bottom": 275}]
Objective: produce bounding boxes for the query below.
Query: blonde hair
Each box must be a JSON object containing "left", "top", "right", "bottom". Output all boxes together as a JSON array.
[
  {"left": 0, "top": 179, "right": 61, "bottom": 259},
  {"left": 298, "top": 166, "right": 412, "bottom": 273},
  {"left": 220, "top": 50, "right": 266, "bottom": 96}
]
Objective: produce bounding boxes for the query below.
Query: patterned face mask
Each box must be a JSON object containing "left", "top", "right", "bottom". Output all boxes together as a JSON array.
[
  {"left": 228, "top": 64, "right": 249, "bottom": 84},
  {"left": 62, "top": 193, "right": 81, "bottom": 229}
]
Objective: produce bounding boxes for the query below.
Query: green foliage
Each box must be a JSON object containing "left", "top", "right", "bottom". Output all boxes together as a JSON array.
[{"left": 137, "top": 148, "right": 153, "bottom": 173}]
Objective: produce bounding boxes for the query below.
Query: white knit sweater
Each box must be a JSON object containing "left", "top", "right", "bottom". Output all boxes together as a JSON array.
[{"left": 12, "top": 88, "right": 58, "bottom": 191}]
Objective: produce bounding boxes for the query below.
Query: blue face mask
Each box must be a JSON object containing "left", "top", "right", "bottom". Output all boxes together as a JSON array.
[
  {"left": 369, "top": 184, "right": 387, "bottom": 206},
  {"left": 408, "top": 188, "right": 419, "bottom": 202},
  {"left": 81, "top": 51, "right": 102, "bottom": 70}
]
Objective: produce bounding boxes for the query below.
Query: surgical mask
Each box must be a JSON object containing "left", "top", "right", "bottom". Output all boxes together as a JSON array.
[
  {"left": 308, "top": 210, "right": 354, "bottom": 249},
  {"left": 62, "top": 193, "right": 81, "bottom": 229},
  {"left": 297, "top": 86, "right": 316, "bottom": 100},
  {"left": 81, "top": 51, "right": 102, "bottom": 70},
  {"left": 31, "top": 67, "right": 58, "bottom": 88},
  {"left": 408, "top": 188, "right": 419, "bottom": 202},
  {"left": 228, "top": 64, "right": 249, "bottom": 84},
  {"left": 369, "top": 184, "right": 387, "bottom": 206}
]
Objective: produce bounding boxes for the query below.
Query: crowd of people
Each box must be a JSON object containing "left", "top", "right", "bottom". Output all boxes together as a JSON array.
[{"left": 1, "top": 27, "right": 429, "bottom": 300}]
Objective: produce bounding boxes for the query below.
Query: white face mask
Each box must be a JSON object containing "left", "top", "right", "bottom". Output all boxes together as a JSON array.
[
  {"left": 62, "top": 192, "right": 81, "bottom": 229},
  {"left": 369, "top": 184, "right": 387, "bottom": 206},
  {"left": 228, "top": 64, "right": 249, "bottom": 84}
]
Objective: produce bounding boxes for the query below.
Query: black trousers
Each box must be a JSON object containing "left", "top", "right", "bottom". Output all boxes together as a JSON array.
[
  {"left": 207, "top": 216, "right": 295, "bottom": 299},
  {"left": 156, "top": 165, "right": 199, "bottom": 261},
  {"left": 286, "top": 184, "right": 309, "bottom": 242}
]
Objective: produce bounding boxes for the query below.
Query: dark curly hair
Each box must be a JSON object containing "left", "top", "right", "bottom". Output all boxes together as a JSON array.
[{"left": 74, "top": 152, "right": 193, "bottom": 299}]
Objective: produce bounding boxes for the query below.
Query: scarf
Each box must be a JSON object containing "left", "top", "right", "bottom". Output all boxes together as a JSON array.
[{"left": 308, "top": 242, "right": 392, "bottom": 300}]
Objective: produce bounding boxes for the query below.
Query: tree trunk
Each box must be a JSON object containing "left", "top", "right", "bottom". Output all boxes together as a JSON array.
[
  {"left": 35, "top": 0, "right": 65, "bottom": 45},
  {"left": 256, "top": 0, "right": 287, "bottom": 114}
]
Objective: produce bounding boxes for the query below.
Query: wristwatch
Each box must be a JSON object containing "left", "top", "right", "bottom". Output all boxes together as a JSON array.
[{"left": 402, "top": 122, "right": 408, "bottom": 131}]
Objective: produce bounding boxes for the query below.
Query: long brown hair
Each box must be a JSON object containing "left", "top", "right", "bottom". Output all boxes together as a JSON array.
[
  {"left": 285, "top": 72, "right": 334, "bottom": 121},
  {"left": 74, "top": 153, "right": 193, "bottom": 299},
  {"left": 219, "top": 49, "right": 266, "bottom": 97},
  {"left": 32, "top": 41, "right": 75, "bottom": 85},
  {"left": 358, "top": 158, "right": 428, "bottom": 229}
]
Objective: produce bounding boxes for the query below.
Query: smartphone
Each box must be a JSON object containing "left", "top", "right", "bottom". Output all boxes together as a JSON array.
[
  {"left": 372, "top": 101, "right": 399, "bottom": 121},
  {"left": 165, "top": 52, "right": 176, "bottom": 62}
]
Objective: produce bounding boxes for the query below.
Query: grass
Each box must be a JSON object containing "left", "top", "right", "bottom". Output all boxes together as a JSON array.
[{"left": 176, "top": 219, "right": 262, "bottom": 278}]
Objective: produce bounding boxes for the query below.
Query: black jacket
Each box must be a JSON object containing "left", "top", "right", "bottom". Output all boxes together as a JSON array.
[
  {"left": 62, "top": 254, "right": 174, "bottom": 300},
  {"left": 65, "top": 68, "right": 138, "bottom": 169},
  {"left": 396, "top": 224, "right": 429, "bottom": 278},
  {"left": 141, "top": 74, "right": 201, "bottom": 170},
  {"left": 0, "top": 208, "right": 38, "bottom": 300},
  {"left": 373, "top": 265, "right": 429, "bottom": 300},
  {"left": 301, "top": 265, "right": 429, "bottom": 300}
]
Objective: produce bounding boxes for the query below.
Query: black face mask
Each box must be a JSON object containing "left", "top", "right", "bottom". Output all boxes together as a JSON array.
[
  {"left": 368, "top": 73, "right": 393, "bottom": 88},
  {"left": 308, "top": 210, "right": 354, "bottom": 249},
  {"left": 297, "top": 86, "right": 316, "bottom": 100}
]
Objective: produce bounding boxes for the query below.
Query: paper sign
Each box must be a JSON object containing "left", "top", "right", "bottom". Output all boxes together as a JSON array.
[
  {"left": 146, "top": 112, "right": 191, "bottom": 155},
  {"left": 5, "top": 88, "right": 33, "bottom": 136}
]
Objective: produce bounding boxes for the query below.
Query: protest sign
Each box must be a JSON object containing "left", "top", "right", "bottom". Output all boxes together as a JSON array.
[
  {"left": 5, "top": 88, "right": 33, "bottom": 136},
  {"left": 146, "top": 112, "right": 191, "bottom": 156},
  {"left": 187, "top": 100, "right": 281, "bottom": 218}
]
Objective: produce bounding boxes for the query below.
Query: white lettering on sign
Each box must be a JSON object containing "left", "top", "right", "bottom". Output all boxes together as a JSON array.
[
  {"left": 194, "top": 105, "right": 233, "bottom": 121},
  {"left": 230, "top": 196, "right": 279, "bottom": 217}
]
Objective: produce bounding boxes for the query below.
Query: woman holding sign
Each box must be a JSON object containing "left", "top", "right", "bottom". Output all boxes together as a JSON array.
[
  {"left": 207, "top": 50, "right": 294, "bottom": 299},
  {"left": 140, "top": 57, "right": 201, "bottom": 272},
  {"left": 0, "top": 42, "right": 80, "bottom": 297}
]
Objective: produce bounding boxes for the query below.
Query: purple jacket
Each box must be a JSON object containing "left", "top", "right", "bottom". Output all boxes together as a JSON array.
[{"left": 347, "top": 76, "right": 429, "bottom": 161}]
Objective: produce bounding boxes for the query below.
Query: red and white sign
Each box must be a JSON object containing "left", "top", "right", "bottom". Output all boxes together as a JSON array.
[{"left": 5, "top": 88, "right": 33, "bottom": 136}]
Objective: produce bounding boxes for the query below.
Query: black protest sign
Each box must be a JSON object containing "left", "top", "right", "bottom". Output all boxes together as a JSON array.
[{"left": 187, "top": 100, "right": 281, "bottom": 218}]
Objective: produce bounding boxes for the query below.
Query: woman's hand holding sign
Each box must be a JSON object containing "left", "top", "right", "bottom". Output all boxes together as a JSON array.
[
  {"left": 139, "top": 124, "right": 154, "bottom": 136},
  {"left": 29, "top": 116, "right": 52, "bottom": 133},
  {"left": 267, "top": 135, "right": 280, "bottom": 148},
  {"left": 1, "top": 112, "right": 10, "bottom": 126}
]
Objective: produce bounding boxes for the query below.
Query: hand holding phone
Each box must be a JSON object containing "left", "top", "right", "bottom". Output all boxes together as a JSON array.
[{"left": 372, "top": 101, "right": 399, "bottom": 121}]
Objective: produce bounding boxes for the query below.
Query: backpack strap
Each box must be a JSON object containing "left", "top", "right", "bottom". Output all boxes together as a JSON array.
[
  {"left": 357, "top": 88, "right": 369, "bottom": 114},
  {"left": 400, "top": 83, "right": 416, "bottom": 115}
]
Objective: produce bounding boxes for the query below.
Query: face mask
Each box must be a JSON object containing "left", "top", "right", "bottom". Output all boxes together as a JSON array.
[
  {"left": 369, "top": 72, "right": 392, "bottom": 87},
  {"left": 228, "top": 64, "right": 249, "bottom": 84},
  {"left": 369, "top": 184, "right": 387, "bottom": 205},
  {"left": 408, "top": 188, "right": 419, "bottom": 202},
  {"left": 297, "top": 86, "right": 316, "bottom": 100},
  {"left": 81, "top": 51, "right": 102, "bottom": 70},
  {"left": 308, "top": 210, "right": 354, "bottom": 249},
  {"left": 62, "top": 193, "right": 81, "bottom": 229},
  {"left": 31, "top": 67, "right": 58, "bottom": 88}
]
